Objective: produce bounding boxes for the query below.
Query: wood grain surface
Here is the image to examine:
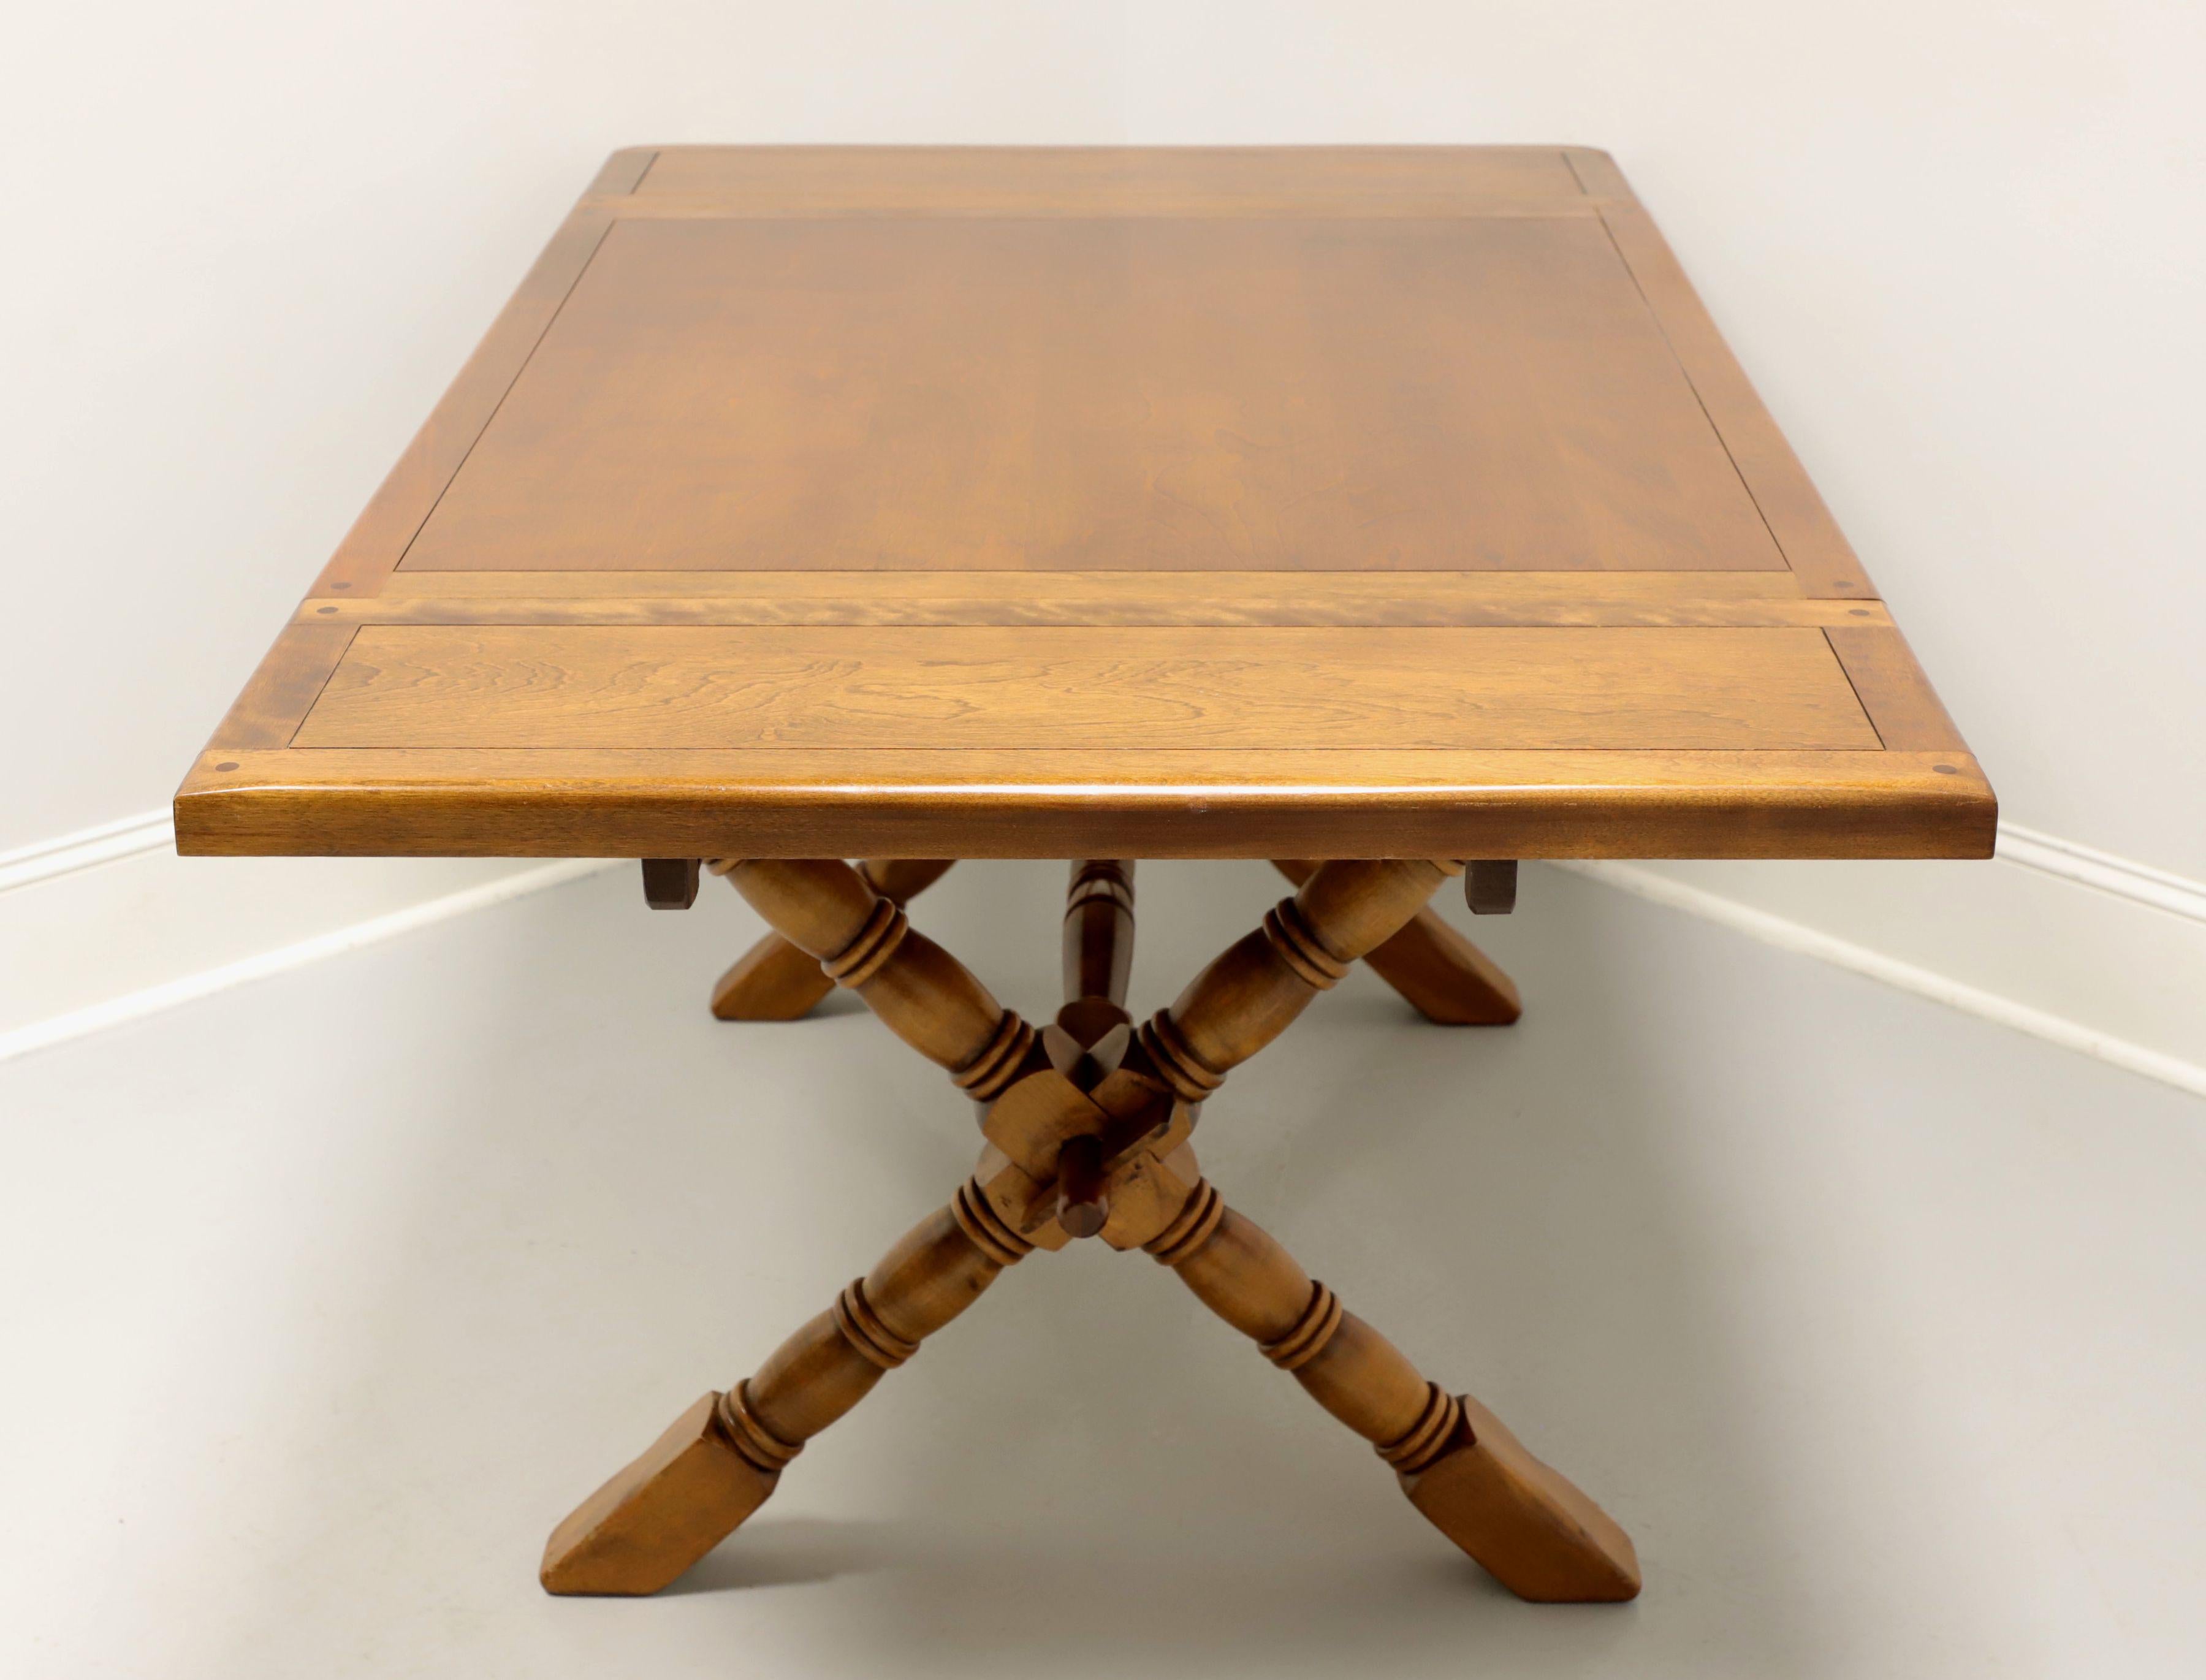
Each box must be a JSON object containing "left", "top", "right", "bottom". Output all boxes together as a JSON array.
[
  {"left": 177, "top": 145, "right": 1994, "bottom": 859},
  {"left": 292, "top": 626, "right": 1881, "bottom": 753},
  {"left": 398, "top": 215, "right": 1781, "bottom": 576},
  {"left": 628, "top": 144, "right": 1591, "bottom": 212}
]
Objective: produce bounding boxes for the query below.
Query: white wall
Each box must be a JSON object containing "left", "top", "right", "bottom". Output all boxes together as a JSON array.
[{"left": 6, "top": 3, "right": 2203, "bottom": 1075}]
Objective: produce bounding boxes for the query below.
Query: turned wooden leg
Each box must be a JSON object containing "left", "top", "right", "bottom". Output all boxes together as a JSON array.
[
  {"left": 1132, "top": 858, "right": 1463, "bottom": 1103},
  {"left": 555, "top": 854, "right": 1634, "bottom": 1606},
  {"left": 1146, "top": 1180, "right": 1638, "bottom": 1602},
  {"left": 1271, "top": 860, "right": 1519, "bottom": 1025},
  {"left": 713, "top": 858, "right": 1038, "bottom": 1103},
  {"left": 1063, "top": 859, "right": 1135, "bottom": 1012},
  {"left": 710, "top": 859, "right": 954, "bottom": 1021},
  {"left": 542, "top": 1176, "right": 1033, "bottom": 1594}
]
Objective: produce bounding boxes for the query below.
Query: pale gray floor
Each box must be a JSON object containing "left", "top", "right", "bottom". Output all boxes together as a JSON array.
[{"left": 4, "top": 861, "right": 2204, "bottom": 1679}]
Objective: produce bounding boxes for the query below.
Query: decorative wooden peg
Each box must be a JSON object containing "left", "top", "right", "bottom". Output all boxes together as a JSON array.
[
  {"left": 1055, "top": 1134, "right": 1109, "bottom": 1237},
  {"left": 1063, "top": 860, "right": 1136, "bottom": 1007},
  {"left": 641, "top": 857, "right": 699, "bottom": 910},
  {"left": 1466, "top": 861, "right": 1518, "bottom": 916}
]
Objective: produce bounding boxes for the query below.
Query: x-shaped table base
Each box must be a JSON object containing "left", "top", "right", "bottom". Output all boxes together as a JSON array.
[{"left": 542, "top": 859, "right": 1638, "bottom": 1603}]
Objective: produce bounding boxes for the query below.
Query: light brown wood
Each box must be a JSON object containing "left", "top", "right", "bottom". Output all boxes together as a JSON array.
[
  {"left": 543, "top": 1180, "right": 1030, "bottom": 1594},
  {"left": 1134, "top": 860, "right": 1458, "bottom": 1102},
  {"left": 397, "top": 213, "right": 1780, "bottom": 577},
  {"left": 716, "top": 858, "right": 1039, "bottom": 1101},
  {"left": 586, "top": 146, "right": 660, "bottom": 197},
  {"left": 1146, "top": 1184, "right": 1638, "bottom": 1601},
  {"left": 706, "top": 933, "right": 832, "bottom": 1024},
  {"left": 178, "top": 145, "right": 1993, "bottom": 864},
  {"left": 310, "top": 567, "right": 1842, "bottom": 614},
  {"left": 710, "top": 858, "right": 953, "bottom": 1021},
  {"left": 1565, "top": 148, "right": 1876, "bottom": 602},
  {"left": 859, "top": 859, "right": 959, "bottom": 903},
  {"left": 590, "top": 194, "right": 1625, "bottom": 223},
  {"left": 296, "top": 587, "right": 1888, "bottom": 628},
  {"left": 539, "top": 851, "right": 1643, "bottom": 1603},
  {"left": 198, "top": 621, "right": 356, "bottom": 750},
  {"left": 629, "top": 144, "right": 1593, "bottom": 213},
  {"left": 1824, "top": 626, "right": 1970, "bottom": 750},
  {"left": 308, "top": 210, "right": 618, "bottom": 598},
  {"left": 1063, "top": 860, "right": 1136, "bottom": 1009},
  {"left": 539, "top": 1391, "right": 776, "bottom": 1597},
  {"left": 1271, "top": 859, "right": 1520, "bottom": 1025},
  {"left": 1054, "top": 1135, "right": 1110, "bottom": 1239},
  {"left": 178, "top": 147, "right": 2000, "bottom": 1623},
  {"left": 1044, "top": 860, "right": 1141, "bottom": 1239},
  {"left": 177, "top": 744, "right": 1994, "bottom": 861},
  {"left": 289, "top": 626, "right": 1882, "bottom": 754}
]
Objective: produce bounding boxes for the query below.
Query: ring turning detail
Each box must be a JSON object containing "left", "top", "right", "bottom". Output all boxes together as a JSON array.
[{"left": 540, "top": 857, "right": 1639, "bottom": 1605}]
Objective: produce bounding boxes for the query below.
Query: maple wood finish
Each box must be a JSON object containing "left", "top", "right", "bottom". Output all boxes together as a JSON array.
[
  {"left": 715, "top": 856, "right": 1518, "bottom": 1028},
  {"left": 1147, "top": 1187, "right": 1638, "bottom": 1602},
  {"left": 545, "top": 853, "right": 1637, "bottom": 1600},
  {"left": 177, "top": 146, "right": 1996, "bottom": 1621},
  {"left": 1271, "top": 859, "right": 1519, "bottom": 1024},
  {"left": 1062, "top": 859, "right": 1137, "bottom": 1011},
  {"left": 710, "top": 858, "right": 953, "bottom": 1020},
  {"left": 173, "top": 145, "right": 1993, "bottom": 862},
  {"left": 543, "top": 1184, "right": 1031, "bottom": 1595}
]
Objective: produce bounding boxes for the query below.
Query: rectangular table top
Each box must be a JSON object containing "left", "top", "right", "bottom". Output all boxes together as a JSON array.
[{"left": 175, "top": 146, "right": 1995, "bottom": 861}]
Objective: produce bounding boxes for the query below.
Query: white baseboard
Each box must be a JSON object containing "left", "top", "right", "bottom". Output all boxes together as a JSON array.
[
  {"left": 2, "top": 813, "right": 2202, "bottom": 1100},
  {"left": 1559, "top": 824, "right": 2206, "bottom": 1098},
  {"left": 0, "top": 816, "right": 617, "bottom": 1064}
]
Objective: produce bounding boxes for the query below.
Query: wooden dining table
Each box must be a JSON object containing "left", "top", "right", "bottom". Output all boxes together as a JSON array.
[{"left": 175, "top": 145, "right": 1994, "bottom": 1608}]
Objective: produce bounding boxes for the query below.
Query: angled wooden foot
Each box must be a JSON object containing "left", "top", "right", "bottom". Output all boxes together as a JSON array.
[
  {"left": 708, "top": 933, "right": 837, "bottom": 1022},
  {"left": 710, "top": 859, "right": 954, "bottom": 1021},
  {"left": 561, "top": 854, "right": 1632, "bottom": 1608},
  {"left": 537, "top": 1391, "right": 777, "bottom": 1598},
  {"left": 542, "top": 1177, "right": 1031, "bottom": 1594},
  {"left": 1272, "top": 860, "right": 1519, "bottom": 1025},
  {"left": 1146, "top": 1180, "right": 1638, "bottom": 1602}
]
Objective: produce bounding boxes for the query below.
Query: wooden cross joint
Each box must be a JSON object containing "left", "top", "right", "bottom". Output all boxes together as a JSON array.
[
  {"left": 973, "top": 1054, "right": 1198, "bottom": 1250},
  {"left": 544, "top": 856, "right": 1635, "bottom": 1605}
]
